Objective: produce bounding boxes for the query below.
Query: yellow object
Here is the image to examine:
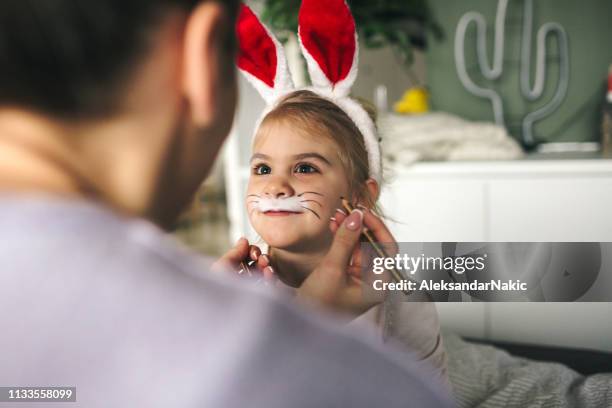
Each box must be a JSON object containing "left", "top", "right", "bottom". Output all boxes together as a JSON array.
[{"left": 394, "top": 87, "right": 429, "bottom": 114}]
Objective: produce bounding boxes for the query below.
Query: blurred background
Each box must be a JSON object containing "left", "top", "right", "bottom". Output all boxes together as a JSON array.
[{"left": 175, "top": 0, "right": 612, "bottom": 354}]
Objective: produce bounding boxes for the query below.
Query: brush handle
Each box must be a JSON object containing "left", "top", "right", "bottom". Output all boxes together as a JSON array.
[{"left": 341, "top": 198, "right": 412, "bottom": 295}]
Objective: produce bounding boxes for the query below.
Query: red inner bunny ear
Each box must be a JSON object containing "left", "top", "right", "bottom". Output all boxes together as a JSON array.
[
  {"left": 299, "top": 0, "right": 356, "bottom": 85},
  {"left": 236, "top": 4, "right": 277, "bottom": 88}
]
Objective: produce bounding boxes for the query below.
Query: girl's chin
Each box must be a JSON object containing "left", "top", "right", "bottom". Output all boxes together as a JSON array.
[
  {"left": 258, "top": 231, "right": 312, "bottom": 249},
  {"left": 255, "top": 226, "right": 329, "bottom": 251}
]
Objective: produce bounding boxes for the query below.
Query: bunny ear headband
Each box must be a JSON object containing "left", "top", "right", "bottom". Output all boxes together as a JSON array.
[{"left": 236, "top": 0, "right": 382, "bottom": 183}]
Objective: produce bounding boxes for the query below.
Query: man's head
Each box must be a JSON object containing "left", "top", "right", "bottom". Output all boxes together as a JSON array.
[{"left": 0, "top": 0, "right": 239, "bottom": 227}]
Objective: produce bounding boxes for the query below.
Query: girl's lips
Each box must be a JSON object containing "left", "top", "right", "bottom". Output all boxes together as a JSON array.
[{"left": 263, "top": 210, "right": 302, "bottom": 217}]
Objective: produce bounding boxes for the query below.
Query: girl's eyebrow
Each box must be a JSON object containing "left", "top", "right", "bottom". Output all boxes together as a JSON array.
[
  {"left": 250, "top": 153, "right": 270, "bottom": 162},
  {"left": 250, "top": 152, "right": 332, "bottom": 165},
  {"left": 293, "top": 153, "right": 332, "bottom": 165}
]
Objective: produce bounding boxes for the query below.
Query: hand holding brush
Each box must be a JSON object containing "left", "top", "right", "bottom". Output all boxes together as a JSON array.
[
  {"left": 212, "top": 238, "right": 275, "bottom": 283},
  {"left": 297, "top": 200, "right": 404, "bottom": 315}
]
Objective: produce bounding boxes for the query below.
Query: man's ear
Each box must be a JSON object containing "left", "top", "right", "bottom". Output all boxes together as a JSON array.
[{"left": 183, "top": 2, "right": 229, "bottom": 126}]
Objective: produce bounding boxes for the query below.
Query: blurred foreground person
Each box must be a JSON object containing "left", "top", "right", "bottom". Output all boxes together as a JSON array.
[{"left": 0, "top": 1, "right": 451, "bottom": 407}]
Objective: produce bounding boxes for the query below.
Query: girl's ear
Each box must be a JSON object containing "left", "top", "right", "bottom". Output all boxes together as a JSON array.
[
  {"left": 353, "top": 178, "right": 379, "bottom": 209},
  {"left": 365, "top": 178, "right": 380, "bottom": 203}
]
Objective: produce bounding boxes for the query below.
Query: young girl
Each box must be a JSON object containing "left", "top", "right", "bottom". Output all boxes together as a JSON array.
[
  {"left": 245, "top": 88, "right": 449, "bottom": 385},
  {"left": 231, "top": 0, "right": 449, "bottom": 388},
  {"left": 246, "top": 90, "right": 378, "bottom": 287}
]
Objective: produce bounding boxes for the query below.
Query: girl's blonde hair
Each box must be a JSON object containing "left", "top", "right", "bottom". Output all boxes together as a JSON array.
[{"left": 255, "top": 90, "right": 380, "bottom": 208}]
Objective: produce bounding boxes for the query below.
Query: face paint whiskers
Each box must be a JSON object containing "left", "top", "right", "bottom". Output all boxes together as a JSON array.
[
  {"left": 246, "top": 194, "right": 261, "bottom": 216},
  {"left": 297, "top": 191, "right": 323, "bottom": 219},
  {"left": 247, "top": 192, "right": 324, "bottom": 219}
]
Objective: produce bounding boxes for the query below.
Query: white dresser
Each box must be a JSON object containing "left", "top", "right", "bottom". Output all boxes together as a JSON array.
[{"left": 380, "top": 152, "right": 612, "bottom": 351}]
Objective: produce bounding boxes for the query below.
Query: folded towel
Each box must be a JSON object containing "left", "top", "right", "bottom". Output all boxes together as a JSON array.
[{"left": 379, "top": 112, "right": 524, "bottom": 167}]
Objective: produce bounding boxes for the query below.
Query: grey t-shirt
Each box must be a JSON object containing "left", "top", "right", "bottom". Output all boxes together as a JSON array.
[{"left": 0, "top": 196, "right": 451, "bottom": 408}]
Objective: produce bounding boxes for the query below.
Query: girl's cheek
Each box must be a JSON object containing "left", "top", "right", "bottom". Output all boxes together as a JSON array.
[{"left": 246, "top": 178, "right": 260, "bottom": 194}]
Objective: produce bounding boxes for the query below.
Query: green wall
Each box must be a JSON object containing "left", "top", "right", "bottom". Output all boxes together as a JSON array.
[{"left": 426, "top": 0, "right": 612, "bottom": 145}]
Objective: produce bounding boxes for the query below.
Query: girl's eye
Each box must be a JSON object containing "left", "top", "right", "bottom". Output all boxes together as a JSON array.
[
  {"left": 295, "top": 163, "right": 319, "bottom": 174},
  {"left": 253, "top": 164, "right": 271, "bottom": 175}
]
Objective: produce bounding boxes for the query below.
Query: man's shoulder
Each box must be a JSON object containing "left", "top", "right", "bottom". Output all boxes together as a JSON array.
[{"left": 0, "top": 195, "right": 260, "bottom": 307}]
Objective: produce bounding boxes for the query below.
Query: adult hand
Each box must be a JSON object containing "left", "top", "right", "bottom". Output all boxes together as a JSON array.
[
  {"left": 213, "top": 237, "right": 275, "bottom": 281},
  {"left": 296, "top": 208, "right": 397, "bottom": 316}
]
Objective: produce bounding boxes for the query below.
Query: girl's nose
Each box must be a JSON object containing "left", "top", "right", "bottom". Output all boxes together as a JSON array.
[{"left": 263, "top": 176, "right": 295, "bottom": 198}]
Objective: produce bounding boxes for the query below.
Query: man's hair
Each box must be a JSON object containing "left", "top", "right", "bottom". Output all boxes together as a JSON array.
[{"left": 0, "top": 0, "right": 235, "bottom": 118}]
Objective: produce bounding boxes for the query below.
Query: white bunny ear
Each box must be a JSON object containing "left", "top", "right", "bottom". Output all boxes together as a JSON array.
[
  {"left": 298, "top": 0, "right": 358, "bottom": 98},
  {"left": 236, "top": 4, "right": 294, "bottom": 104}
]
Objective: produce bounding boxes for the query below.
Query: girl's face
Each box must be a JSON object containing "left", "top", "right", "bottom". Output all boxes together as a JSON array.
[{"left": 246, "top": 120, "right": 351, "bottom": 252}]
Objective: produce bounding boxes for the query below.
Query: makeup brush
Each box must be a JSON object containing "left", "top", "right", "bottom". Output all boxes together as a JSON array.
[
  {"left": 239, "top": 260, "right": 253, "bottom": 277},
  {"left": 340, "top": 197, "right": 412, "bottom": 296}
]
